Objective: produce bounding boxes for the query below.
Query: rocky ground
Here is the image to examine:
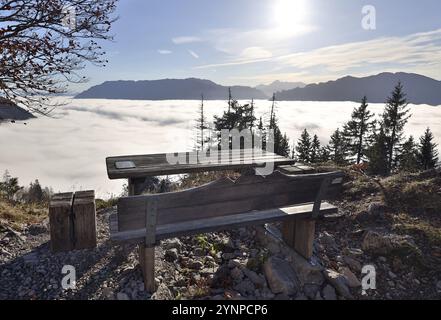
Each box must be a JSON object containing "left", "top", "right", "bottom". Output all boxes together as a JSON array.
[{"left": 1, "top": 169, "right": 441, "bottom": 300}]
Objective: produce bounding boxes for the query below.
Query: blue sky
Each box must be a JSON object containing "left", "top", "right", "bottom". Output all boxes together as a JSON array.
[{"left": 77, "top": 0, "right": 441, "bottom": 91}]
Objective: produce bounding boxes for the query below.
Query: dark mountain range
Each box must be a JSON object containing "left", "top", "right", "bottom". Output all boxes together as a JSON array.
[
  {"left": 75, "top": 78, "right": 268, "bottom": 100},
  {"left": 0, "top": 98, "right": 35, "bottom": 121},
  {"left": 275, "top": 72, "right": 441, "bottom": 105},
  {"left": 255, "top": 80, "right": 306, "bottom": 97}
]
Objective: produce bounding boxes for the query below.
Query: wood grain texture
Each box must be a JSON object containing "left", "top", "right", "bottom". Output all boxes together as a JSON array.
[
  {"left": 111, "top": 202, "right": 337, "bottom": 243},
  {"left": 117, "top": 171, "right": 344, "bottom": 231},
  {"left": 72, "top": 190, "right": 97, "bottom": 250},
  {"left": 49, "top": 192, "right": 74, "bottom": 252},
  {"left": 294, "top": 219, "right": 316, "bottom": 259},
  {"left": 139, "top": 245, "right": 155, "bottom": 292},
  {"left": 106, "top": 149, "right": 296, "bottom": 179}
]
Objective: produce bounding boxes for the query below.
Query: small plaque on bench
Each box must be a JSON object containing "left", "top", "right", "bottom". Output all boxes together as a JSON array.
[{"left": 115, "top": 161, "right": 136, "bottom": 169}]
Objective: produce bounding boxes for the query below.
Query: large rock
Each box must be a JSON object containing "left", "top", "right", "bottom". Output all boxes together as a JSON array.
[
  {"left": 322, "top": 285, "right": 337, "bottom": 300},
  {"left": 263, "top": 257, "right": 299, "bottom": 296},
  {"left": 287, "top": 250, "right": 324, "bottom": 285},
  {"left": 324, "top": 269, "right": 353, "bottom": 299},
  {"left": 361, "top": 231, "right": 422, "bottom": 259},
  {"left": 340, "top": 267, "right": 361, "bottom": 288}
]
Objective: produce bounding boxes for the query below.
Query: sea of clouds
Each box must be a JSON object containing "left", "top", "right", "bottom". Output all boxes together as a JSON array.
[{"left": 1, "top": 98, "right": 440, "bottom": 198}]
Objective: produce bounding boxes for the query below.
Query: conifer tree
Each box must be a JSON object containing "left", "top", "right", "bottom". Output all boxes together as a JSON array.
[
  {"left": 329, "top": 128, "right": 348, "bottom": 165},
  {"left": 195, "top": 94, "right": 208, "bottom": 150},
  {"left": 310, "top": 134, "right": 321, "bottom": 163},
  {"left": 366, "top": 125, "right": 389, "bottom": 176},
  {"left": 417, "top": 128, "right": 439, "bottom": 170},
  {"left": 343, "top": 96, "right": 376, "bottom": 164},
  {"left": 382, "top": 82, "right": 411, "bottom": 174},
  {"left": 398, "top": 136, "right": 419, "bottom": 172},
  {"left": 296, "top": 129, "right": 312, "bottom": 163},
  {"left": 319, "top": 146, "right": 331, "bottom": 163},
  {"left": 267, "top": 94, "right": 290, "bottom": 156}
]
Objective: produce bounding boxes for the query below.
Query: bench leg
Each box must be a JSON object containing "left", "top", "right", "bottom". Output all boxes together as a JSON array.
[
  {"left": 282, "top": 219, "right": 316, "bottom": 259},
  {"left": 139, "top": 244, "right": 156, "bottom": 292}
]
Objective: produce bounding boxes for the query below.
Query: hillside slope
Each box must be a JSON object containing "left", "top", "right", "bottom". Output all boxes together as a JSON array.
[
  {"left": 75, "top": 78, "right": 268, "bottom": 100},
  {"left": 276, "top": 72, "right": 441, "bottom": 105}
]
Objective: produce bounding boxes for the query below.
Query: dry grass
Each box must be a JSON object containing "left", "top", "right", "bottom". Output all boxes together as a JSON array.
[
  {"left": 0, "top": 199, "right": 47, "bottom": 230},
  {"left": 383, "top": 170, "right": 441, "bottom": 209}
]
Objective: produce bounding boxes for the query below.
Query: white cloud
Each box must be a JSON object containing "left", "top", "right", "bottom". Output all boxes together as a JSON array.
[
  {"left": 196, "top": 28, "right": 441, "bottom": 83},
  {"left": 172, "top": 36, "right": 202, "bottom": 44},
  {"left": 1, "top": 99, "right": 440, "bottom": 198},
  {"left": 158, "top": 49, "right": 172, "bottom": 55},
  {"left": 188, "top": 49, "right": 199, "bottom": 59}
]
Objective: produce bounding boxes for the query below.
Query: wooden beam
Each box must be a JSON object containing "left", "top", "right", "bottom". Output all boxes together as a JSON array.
[
  {"left": 49, "top": 192, "right": 74, "bottom": 252},
  {"left": 139, "top": 245, "right": 156, "bottom": 292},
  {"left": 72, "top": 190, "right": 97, "bottom": 250},
  {"left": 293, "top": 219, "right": 316, "bottom": 259},
  {"left": 281, "top": 220, "right": 296, "bottom": 248},
  {"left": 129, "top": 178, "right": 156, "bottom": 293},
  {"left": 111, "top": 202, "right": 338, "bottom": 243}
]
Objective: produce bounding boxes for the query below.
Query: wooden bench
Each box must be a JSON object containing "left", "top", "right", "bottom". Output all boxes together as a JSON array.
[{"left": 109, "top": 170, "right": 344, "bottom": 292}]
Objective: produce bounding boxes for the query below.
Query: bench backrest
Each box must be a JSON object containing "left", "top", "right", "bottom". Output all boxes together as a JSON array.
[{"left": 116, "top": 171, "right": 344, "bottom": 233}]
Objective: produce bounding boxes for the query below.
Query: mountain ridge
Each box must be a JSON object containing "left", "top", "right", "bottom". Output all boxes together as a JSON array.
[
  {"left": 75, "top": 78, "right": 268, "bottom": 100},
  {"left": 275, "top": 72, "right": 441, "bottom": 105}
]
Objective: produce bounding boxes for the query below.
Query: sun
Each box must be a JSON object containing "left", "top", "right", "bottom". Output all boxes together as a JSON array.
[{"left": 273, "top": 0, "right": 308, "bottom": 34}]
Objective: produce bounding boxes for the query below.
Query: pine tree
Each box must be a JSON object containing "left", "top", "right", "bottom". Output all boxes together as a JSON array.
[
  {"left": 28, "top": 179, "right": 43, "bottom": 203},
  {"left": 398, "top": 136, "right": 419, "bottom": 172},
  {"left": 195, "top": 94, "right": 208, "bottom": 151},
  {"left": 417, "top": 128, "right": 439, "bottom": 170},
  {"left": 329, "top": 128, "right": 348, "bottom": 165},
  {"left": 310, "top": 134, "right": 321, "bottom": 163},
  {"left": 382, "top": 82, "right": 411, "bottom": 174},
  {"left": 366, "top": 125, "right": 389, "bottom": 176},
  {"left": 266, "top": 94, "right": 290, "bottom": 156},
  {"left": 213, "top": 91, "right": 257, "bottom": 149},
  {"left": 0, "top": 170, "right": 22, "bottom": 202},
  {"left": 296, "top": 129, "right": 312, "bottom": 163},
  {"left": 319, "top": 146, "right": 331, "bottom": 163},
  {"left": 343, "top": 96, "right": 376, "bottom": 164}
]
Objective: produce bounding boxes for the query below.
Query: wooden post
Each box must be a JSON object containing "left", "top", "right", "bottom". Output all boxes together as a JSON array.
[
  {"left": 129, "top": 178, "right": 156, "bottom": 293},
  {"left": 293, "top": 218, "right": 316, "bottom": 259},
  {"left": 282, "top": 178, "right": 331, "bottom": 259},
  {"left": 72, "top": 190, "right": 97, "bottom": 250},
  {"left": 281, "top": 220, "right": 296, "bottom": 248},
  {"left": 49, "top": 192, "right": 74, "bottom": 252}
]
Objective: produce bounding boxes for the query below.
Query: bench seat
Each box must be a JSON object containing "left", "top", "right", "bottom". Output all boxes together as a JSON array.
[{"left": 109, "top": 201, "right": 337, "bottom": 244}]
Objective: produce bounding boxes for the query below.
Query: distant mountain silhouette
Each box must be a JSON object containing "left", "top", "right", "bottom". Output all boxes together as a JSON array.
[
  {"left": 276, "top": 72, "right": 441, "bottom": 105},
  {"left": 255, "top": 80, "right": 306, "bottom": 97},
  {"left": 0, "top": 98, "right": 35, "bottom": 121},
  {"left": 75, "top": 78, "right": 267, "bottom": 100}
]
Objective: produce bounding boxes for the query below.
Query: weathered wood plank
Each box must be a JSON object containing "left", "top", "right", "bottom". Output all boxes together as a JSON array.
[
  {"left": 110, "top": 202, "right": 337, "bottom": 243},
  {"left": 139, "top": 245, "right": 155, "bottom": 292},
  {"left": 72, "top": 190, "right": 97, "bottom": 250},
  {"left": 49, "top": 192, "right": 74, "bottom": 253},
  {"left": 294, "top": 219, "right": 316, "bottom": 259},
  {"left": 106, "top": 149, "right": 296, "bottom": 179},
  {"left": 281, "top": 220, "right": 296, "bottom": 248},
  {"left": 117, "top": 171, "right": 344, "bottom": 231}
]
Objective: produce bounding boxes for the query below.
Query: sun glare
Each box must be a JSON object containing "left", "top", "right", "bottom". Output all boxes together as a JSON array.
[{"left": 274, "top": 0, "right": 308, "bottom": 34}]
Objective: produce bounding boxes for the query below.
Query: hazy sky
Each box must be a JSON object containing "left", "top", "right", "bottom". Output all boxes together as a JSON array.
[{"left": 75, "top": 0, "right": 441, "bottom": 91}]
